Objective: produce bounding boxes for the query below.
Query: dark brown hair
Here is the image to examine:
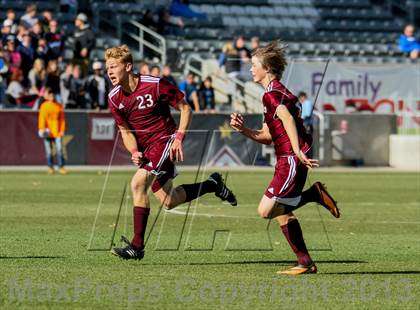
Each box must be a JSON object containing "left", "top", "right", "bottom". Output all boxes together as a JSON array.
[{"left": 252, "top": 41, "right": 287, "bottom": 79}]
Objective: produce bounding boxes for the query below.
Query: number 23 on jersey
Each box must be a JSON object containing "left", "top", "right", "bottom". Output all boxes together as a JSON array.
[{"left": 136, "top": 94, "right": 154, "bottom": 109}]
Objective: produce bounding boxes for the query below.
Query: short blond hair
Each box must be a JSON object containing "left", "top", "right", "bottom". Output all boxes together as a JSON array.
[{"left": 105, "top": 45, "right": 133, "bottom": 64}]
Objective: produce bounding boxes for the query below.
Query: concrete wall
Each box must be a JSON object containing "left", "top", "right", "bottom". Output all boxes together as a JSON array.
[{"left": 389, "top": 135, "right": 420, "bottom": 170}]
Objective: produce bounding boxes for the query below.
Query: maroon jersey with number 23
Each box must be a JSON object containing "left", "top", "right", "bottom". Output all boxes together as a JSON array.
[{"left": 108, "top": 75, "right": 184, "bottom": 150}]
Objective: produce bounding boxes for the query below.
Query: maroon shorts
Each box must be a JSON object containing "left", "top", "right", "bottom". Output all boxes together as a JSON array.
[
  {"left": 264, "top": 155, "right": 308, "bottom": 205},
  {"left": 139, "top": 137, "right": 177, "bottom": 193}
]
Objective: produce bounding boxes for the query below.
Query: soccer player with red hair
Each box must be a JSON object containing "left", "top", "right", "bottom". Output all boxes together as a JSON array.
[{"left": 105, "top": 45, "right": 236, "bottom": 260}]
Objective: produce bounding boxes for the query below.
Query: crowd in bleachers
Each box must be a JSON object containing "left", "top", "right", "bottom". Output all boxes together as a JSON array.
[
  {"left": 0, "top": 4, "right": 107, "bottom": 110},
  {"left": 1, "top": 1, "right": 418, "bottom": 112}
]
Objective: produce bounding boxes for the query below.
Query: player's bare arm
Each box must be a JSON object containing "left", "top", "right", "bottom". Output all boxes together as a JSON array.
[
  {"left": 275, "top": 105, "right": 318, "bottom": 169},
  {"left": 171, "top": 99, "right": 192, "bottom": 162},
  {"left": 230, "top": 113, "right": 272, "bottom": 145},
  {"left": 118, "top": 122, "right": 143, "bottom": 165}
]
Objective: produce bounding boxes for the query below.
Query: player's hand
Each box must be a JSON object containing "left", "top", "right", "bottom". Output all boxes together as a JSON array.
[
  {"left": 131, "top": 151, "right": 144, "bottom": 166},
  {"left": 230, "top": 113, "right": 245, "bottom": 132},
  {"left": 170, "top": 139, "right": 184, "bottom": 162},
  {"left": 296, "top": 150, "right": 319, "bottom": 169}
]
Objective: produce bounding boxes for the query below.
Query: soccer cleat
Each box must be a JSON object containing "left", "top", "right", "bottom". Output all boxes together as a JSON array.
[
  {"left": 47, "top": 167, "right": 55, "bottom": 174},
  {"left": 312, "top": 182, "right": 340, "bottom": 218},
  {"left": 208, "top": 172, "right": 237, "bottom": 206},
  {"left": 58, "top": 168, "right": 67, "bottom": 175},
  {"left": 277, "top": 263, "right": 317, "bottom": 275},
  {"left": 111, "top": 236, "right": 145, "bottom": 260}
]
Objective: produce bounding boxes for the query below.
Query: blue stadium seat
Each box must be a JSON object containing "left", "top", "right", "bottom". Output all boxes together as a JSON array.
[
  {"left": 230, "top": 5, "right": 246, "bottom": 15},
  {"left": 244, "top": 6, "right": 261, "bottom": 16},
  {"left": 260, "top": 6, "right": 277, "bottom": 17}
]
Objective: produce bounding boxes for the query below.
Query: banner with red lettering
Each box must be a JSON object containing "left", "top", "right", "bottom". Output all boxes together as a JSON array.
[{"left": 283, "top": 61, "right": 420, "bottom": 129}]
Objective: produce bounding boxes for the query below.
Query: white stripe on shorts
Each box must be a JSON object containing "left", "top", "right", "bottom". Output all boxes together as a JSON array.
[{"left": 278, "top": 156, "right": 296, "bottom": 194}]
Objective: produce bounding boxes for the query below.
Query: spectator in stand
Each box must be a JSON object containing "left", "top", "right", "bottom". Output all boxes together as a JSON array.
[
  {"left": 6, "top": 69, "right": 37, "bottom": 107},
  {"left": 3, "top": 9, "right": 18, "bottom": 34},
  {"left": 45, "top": 19, "right": 65, "bottom": 63},
  {"left": 235, "top": 35, "right": 251, "bottom": 59},
  {"left": 36, "top": 38, "right": 49, "bottom": 63},
  {"left": 157, "top": 8, "right": 184, "bottom": 36},
  {"left": 399, "top": 24, "right": 420, "bottom": 59},
  {"left": 162, "top": 64, "right": 177, "bottom": 86},
  {"left": 29, "top": 22, "right": 44, "bottom": 51},
  {"left": 150, "top": 64, "right": 161, "bottom": 77},
  {"left": 251, "top": 36, "right": 260, "bottom": 51},
  {"left": 170, "top": 0, "right": 207, "bottom": 19},
  {"left": 0, "top": 49, "right": 8, "bottom": 106},
  {"left": 72, "top": 13, "right": 95, "bottom": 77},
  {"left": 141, "top": 9, "right": 158, "bottom": 32},
  {"left": 298, "top": 91, "right": 314, "bottom": 134},
  {"left": 219, "top": 42, "right": 240, "bottom": 106},
  {"left": 38, "top": 86, "right": 66, "bottom": 175},
  {"left": 4, "top": 37, "right": 21, "bottom": 79},
  {"left": 198, "top": 76, "right": 215, "bottom": 113},
  {"left": 60, "top": 63, "right": 73, "bottom": 107},
  {"left": 86, "top": 61, "right": 109, "bottom": 110},
  {"left": 45, "top": 59, "right": 61, "bottom": 101},
  {"left": 219, "top": 42, "right": 240, "bottom": 76},
  {"left": 20, "top": 5, "right": 38, "bottom": 29},
  {"left": 1, "top": 20, "right": 14, "bottom": 46},
  {"left": 139, "top": 62, "right": 150, "bottom": 75},
  {"left": 179, "top": 72, "right": 200, "bottom": 112},
  {"left": 16, "top": 34, "right": 35, "bottom": 83},
  {"left": 28, "top": 58, "right": 46, "bottom": 97},
  {"left": 64, "top": 64, "right": 86, "bottom": 109},
  {"left": 15, "top": 24, "right": 29, "bottom": 46},
  {"left": 40, "top": 10, "right": 53, "bottom": 33}
]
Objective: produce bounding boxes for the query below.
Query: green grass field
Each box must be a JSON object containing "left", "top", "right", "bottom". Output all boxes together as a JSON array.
[{"left": 0, "top": 169, "right": 419, "bottom": 309}]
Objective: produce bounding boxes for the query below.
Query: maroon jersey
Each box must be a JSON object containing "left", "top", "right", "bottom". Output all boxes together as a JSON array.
[
  {"left": 108, "top": 75, "right": 184, "bottom": 149},
  {"left": 263, "top": 80, "right": 312, "bottom": 158}
]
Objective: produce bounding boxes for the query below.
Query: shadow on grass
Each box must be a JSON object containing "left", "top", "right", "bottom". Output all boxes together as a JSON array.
[
  {"left": 141, "top": 260, "right": 367, "bottom": 266},
  {"left": 0, "top": 256, "right": 64, "bottom": 259},
  {"left": 321, "top": 271, "right": 420, "bottom": 275}
]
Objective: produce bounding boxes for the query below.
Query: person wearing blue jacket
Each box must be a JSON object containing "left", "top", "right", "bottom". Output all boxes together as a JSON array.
[{"left": 399, "top": 24, "right": 420, "bottom": 59}]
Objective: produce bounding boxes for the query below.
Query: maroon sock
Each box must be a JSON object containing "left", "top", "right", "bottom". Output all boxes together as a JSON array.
[
  {"left": 131, "top": 207, "right": 150, "bottom": 250},
  {"left": 281, "top": 219, "right": 313, "bottom": 266}
]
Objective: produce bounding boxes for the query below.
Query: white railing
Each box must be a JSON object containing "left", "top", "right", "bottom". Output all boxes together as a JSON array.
[
  {"left": 127, "top": 20, "right": 167, "bottom": 65},
  {"left": 184, "top": 54, "right": 261, "bottom": 112}
]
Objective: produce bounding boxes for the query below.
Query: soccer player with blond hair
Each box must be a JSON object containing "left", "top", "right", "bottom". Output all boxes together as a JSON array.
[
  {"left": 105, "top": 45, "right": 237, "bottom": 260},
  {"left": 230, "top": 41, "right": 340, "bottom": 275}
]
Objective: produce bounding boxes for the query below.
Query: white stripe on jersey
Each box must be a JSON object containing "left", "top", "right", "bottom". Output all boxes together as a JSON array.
[
  {"left": 108, "top": 85, "right": 121, "bottom": 98},
  {"left": 141, "top": 76, "right": 160, "bottom": 83}
]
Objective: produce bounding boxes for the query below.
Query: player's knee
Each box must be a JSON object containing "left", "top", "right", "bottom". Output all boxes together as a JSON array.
[{"left": 131, "top": 178, "right": 146, "bottom": 195}]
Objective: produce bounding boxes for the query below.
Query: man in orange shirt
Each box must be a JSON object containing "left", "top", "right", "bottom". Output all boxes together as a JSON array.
[{"left": 38, "top": 87, "right": 67, "bottom": 174}]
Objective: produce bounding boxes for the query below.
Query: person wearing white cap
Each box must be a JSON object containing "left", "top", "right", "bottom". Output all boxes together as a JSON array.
[
  {"left": 72, "top": 12, "right": 95, "bottom": 77},
  {"left": 86, "top": 61, "right": 109, "bottom": 110}
]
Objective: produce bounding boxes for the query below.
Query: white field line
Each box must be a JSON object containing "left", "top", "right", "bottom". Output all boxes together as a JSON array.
[{"left": 165, "top": 202, "right": 420, "bottom": 225}]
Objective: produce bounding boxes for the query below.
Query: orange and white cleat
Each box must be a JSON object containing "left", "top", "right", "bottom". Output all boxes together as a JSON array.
[
  {"left": 277, "top": 263, "right": 317, "bottom": 275},
  {"left": 313, "top": 182, "right": 340, "bottom": 218}
]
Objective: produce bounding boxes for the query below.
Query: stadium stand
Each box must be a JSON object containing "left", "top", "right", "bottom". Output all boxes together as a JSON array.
[{"left": 0, "top": 0, "right": 418, "bottom": 111}]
